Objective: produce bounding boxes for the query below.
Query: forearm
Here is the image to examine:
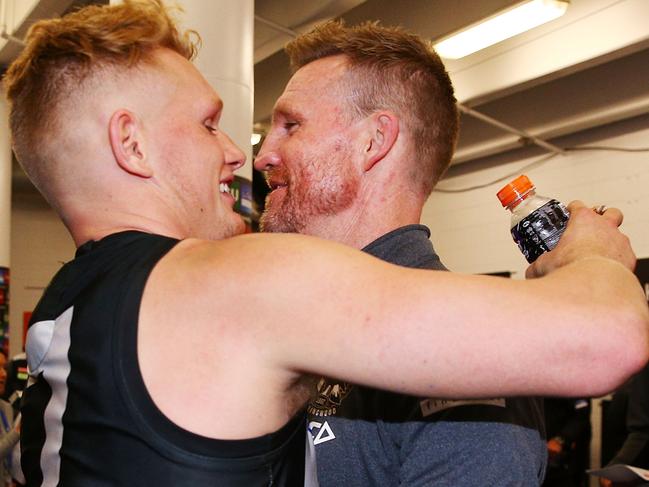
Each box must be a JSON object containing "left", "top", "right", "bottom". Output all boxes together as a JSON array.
[
  {"left": 521, "top": 256, "right": 649, "bottom": 396},
  {"left": 393, "top": 256, "right": 647, "bottom": 398},
  {"left": 275, "top": 253, "right": 646, "bottom": 399}
]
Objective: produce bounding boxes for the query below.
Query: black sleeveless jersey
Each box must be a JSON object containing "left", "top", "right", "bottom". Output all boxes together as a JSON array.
[{"left": 22, "top": 231, "right": 311, "bottom": 486}]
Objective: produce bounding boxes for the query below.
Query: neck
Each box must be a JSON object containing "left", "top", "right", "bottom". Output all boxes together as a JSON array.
[
  {"left": 65, "top": 212, "right": 186, "bottom": 248},
  {"left": 59, "top": 190, "right": 193, "bottom": 248},
  {"left": 300, "top": 188, "right": 424, "bottom": 249}
]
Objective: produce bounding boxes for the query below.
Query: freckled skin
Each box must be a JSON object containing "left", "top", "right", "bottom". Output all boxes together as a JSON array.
[{"left": 261, "top": 137, "right": 360, "bottom": 233}]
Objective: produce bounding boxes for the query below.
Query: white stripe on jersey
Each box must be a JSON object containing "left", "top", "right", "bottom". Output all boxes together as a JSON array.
[
  {"left": 304, "top": 427, "right": 319, "bottom": 487},
  {"left": 26, "top": 306, "right": 74, "bottom": 487}
]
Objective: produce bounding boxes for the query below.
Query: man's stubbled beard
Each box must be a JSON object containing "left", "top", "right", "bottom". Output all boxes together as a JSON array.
[{"left": 261, "top": 141, "right": 360, "bottom": 234}]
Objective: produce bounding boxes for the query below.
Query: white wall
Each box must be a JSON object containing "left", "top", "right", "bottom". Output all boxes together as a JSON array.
[{"left": 424, "top": 114, "right": 649, "bottom": 277}]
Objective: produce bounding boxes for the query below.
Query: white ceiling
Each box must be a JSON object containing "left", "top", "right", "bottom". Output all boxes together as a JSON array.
[{"left": 3, "top": 0, "right": 649, "bottom": 194}]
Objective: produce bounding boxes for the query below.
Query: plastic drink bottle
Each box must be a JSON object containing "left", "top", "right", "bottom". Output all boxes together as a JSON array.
[{"left": 497, "top": 175, "right": 570, "bottom": 263}]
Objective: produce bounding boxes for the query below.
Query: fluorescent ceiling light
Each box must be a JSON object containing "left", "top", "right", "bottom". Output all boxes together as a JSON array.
[
  {"left": 251, "top": 133, "right": 262, "bottom": 146},
  {"left": 434, "top": 0, "right": 569, "bottom": 59}
]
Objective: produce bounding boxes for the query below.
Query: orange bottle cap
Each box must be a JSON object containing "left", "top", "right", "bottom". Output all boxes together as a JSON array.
[{"left": 497, "top": 175, "right": 534, "bottom": 208}]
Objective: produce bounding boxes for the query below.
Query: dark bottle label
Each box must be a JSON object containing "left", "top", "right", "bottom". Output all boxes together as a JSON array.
[{"left": 511, "top": 199, "right": 570, "bottom": 263}]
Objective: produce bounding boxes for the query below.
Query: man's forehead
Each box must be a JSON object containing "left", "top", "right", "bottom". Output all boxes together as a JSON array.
[
  {"left": 274, "top": 55, "right": 349, "bottom": 114},
  {"left": 150, "top": 48, "right": 223, "bottom": 108},
  {"left": 290, "top": 55, "right": 348, "bottom": 88}
]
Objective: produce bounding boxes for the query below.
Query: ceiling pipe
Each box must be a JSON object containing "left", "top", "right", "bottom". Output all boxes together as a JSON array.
[
  {"left": 453, "top": 89, "right": 649, "bottom": 165},
  {"left": 254, "top": 14, "right": 299, "bottom": 38},
  {"left": 0, "top": 30, "right": 25, "bottom": 47},
  {"left": 458, "top": 103, "right": 566, "bottom": 155},
  {"left": 0, "top": 0, "right": 25, "bottom": 47}
]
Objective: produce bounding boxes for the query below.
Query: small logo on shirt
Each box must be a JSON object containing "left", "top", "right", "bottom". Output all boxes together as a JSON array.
[
  {"left": 308, "top": 420, "right": 336, "bottom": 445},
  {"left": 419, "top": 398, "right": 506, "bottom": 417},
  {"left": 307, "top": 377, "right": 352, "bottom": 417}
]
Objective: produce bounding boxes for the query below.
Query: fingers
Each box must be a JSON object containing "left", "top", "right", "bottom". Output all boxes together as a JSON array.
[
  {"left": 566, "top": 200, "right": 586, "bottom": 212},
  {"left": 601, "top": 207, "right": 623, "bottom": 227},
  {"left": 525, "top": 258, "right": 542, "bottom": 279},
  {"left": 567, "top": 200, "right": 624, "bottom": 227},
  {"left": 525, "top": 264, "right": 537, "bottom": 280}
]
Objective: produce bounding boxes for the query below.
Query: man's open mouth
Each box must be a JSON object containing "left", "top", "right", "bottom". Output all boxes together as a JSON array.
[{"left": 267, "top": 178, "right": 287, "bottom": 192}]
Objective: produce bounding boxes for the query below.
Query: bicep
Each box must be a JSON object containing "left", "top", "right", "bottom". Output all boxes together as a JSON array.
[{"left": 236, "top": 236, "right": 539, "bottom": 398}]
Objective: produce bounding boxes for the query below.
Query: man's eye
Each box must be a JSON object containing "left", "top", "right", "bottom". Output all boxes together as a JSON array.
[
  {"left": 284, "top": 122, "right": 298, "bottom": 132},
  {"left": 206, "top": 124, "right": 217, "bottom": 134}
]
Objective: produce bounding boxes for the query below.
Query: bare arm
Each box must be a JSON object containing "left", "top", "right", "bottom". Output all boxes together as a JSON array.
[
  {"left": 253, "top": 237, "right": 646, "bottom": 399},
  {"left": 229, "top": 201, "right": 647, "bottom": 398},
  {"left": 139, "top": 201, "right": 648, "bottom": 438}
]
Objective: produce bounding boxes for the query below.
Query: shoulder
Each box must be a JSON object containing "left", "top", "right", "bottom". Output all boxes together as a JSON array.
[
  {"left": 136, "top": 233, "right": 348, "bottom": 438},
  {"left": 155, "top": 233, "right": 388, "bottom": 294}
]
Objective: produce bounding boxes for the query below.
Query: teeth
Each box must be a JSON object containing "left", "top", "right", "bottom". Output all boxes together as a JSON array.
[{"left": 220, "top": 182, "right": 230, "bottom": 193}]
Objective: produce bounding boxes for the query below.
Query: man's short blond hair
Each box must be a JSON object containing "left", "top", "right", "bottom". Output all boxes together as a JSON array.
[
  {"left": 2, "top": 0, "right": 198, "bottom": 195},
  {"left": 286, "top": 20, "right": 459, "bottom": 196}
]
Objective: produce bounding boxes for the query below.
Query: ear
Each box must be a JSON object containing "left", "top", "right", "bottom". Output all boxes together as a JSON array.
[
  {"left": 108, "top": 109, "right": 153, "bottom": 178},
  {"left": 362, "top": 112, "right": 399, "bottom": 172}
]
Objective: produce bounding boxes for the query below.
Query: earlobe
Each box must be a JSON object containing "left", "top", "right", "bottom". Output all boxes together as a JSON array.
[
  {"left": 108, "top": 110, "right": 153, "bottom": 178},
  {"left": 363, "top": 112, "right": 398, "bottom": 172}
]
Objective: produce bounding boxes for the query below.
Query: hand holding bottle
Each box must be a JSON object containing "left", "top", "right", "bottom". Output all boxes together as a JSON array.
[{"left": 526, "top": 200, "right": 634, "bottom": 279}]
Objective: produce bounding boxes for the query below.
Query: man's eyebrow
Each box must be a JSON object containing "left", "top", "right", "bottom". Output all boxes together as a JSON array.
[
  {"left": 201, "top": 97, "right": 223, "bottom": 119},
  {"left": 272, "top": 102, "right": 302, "bottom": 123}
]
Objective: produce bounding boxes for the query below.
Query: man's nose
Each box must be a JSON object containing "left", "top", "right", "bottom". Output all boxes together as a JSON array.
[
  {"left": 254, "top": 147, "right": 282, "bottom": 172},
  {"left": 220, "top": 132, "right": 246, "bottom": 170}
]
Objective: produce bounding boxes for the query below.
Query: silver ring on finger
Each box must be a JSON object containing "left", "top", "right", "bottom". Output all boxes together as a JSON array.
[{"left": 593, "top": 204, "right": 608, "bottom": 215}]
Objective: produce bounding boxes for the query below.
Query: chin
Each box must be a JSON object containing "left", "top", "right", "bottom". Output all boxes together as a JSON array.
[
  {"left": 195, "top": 212, "right": 245, "bottom": 241},
  {"left": 260, "top": 213, "right": 298, "bottom": 234},
  {"left": 222, "top": 214, "right": 246, "bottom": 238},
  {"left": 232, "top": 217, "right": 247, "bottom": 236}
]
